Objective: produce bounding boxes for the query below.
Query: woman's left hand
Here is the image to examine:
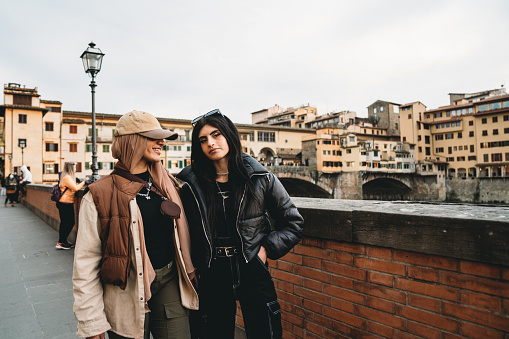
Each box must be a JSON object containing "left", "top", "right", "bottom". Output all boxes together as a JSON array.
[{"left": 257, "top": 246, "right": 267, "bottom": 264}]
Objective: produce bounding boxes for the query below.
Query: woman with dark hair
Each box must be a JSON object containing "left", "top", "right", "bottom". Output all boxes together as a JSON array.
[
  {"left": 177, "top": 109, "right": 304, "bottom": 339},
  {"left": 73, "top": 111, "right": 198, "bottom": 339}
]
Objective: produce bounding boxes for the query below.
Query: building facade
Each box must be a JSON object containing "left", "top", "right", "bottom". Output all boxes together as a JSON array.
[{"left": 1, "top": 83, "right": 312, "bottom": 182}]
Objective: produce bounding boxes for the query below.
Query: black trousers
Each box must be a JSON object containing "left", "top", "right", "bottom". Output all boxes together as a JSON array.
[
  {"left": 193, "top": 255, "right": 282, "bottom": 339},
  {"left": 56, "top": 202, "right": 75, "bottom": 243}
]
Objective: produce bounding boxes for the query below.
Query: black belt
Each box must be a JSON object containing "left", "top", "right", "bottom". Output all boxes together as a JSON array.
[{"left": 214, "top": 246, "right": 238, "bottom": 258}]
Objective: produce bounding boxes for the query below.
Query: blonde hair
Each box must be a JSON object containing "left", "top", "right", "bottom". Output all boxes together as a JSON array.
[{"left": 60, "top": 162, "right": 76, "bottom": 185}]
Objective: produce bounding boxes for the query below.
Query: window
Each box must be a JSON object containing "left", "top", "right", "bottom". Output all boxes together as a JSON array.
[
  {"left": 470, "top": 145, "right": 474, "bottom": 152},
  {"left": 458, "top": 132, "right": 462, "bottom": 139},
  {"left": 346, "top": 149, "right": 352, "bottom": 154},
  {"left": 425, "top": 136, "right": 430, "bottom": 144},
  {"left": 45, "top": 122, "right": 54, "bottom": 131},
  {"left": 86, "top": 144, "right": 92, "bottom": 152},
  {"left": 469, "top": 121, "right": 474, "bottom": 126},
  {"left": 18, "top": 114, "right": 27, "bottom": 124},
  {"left": 469, "top": 131, "right": 474, "bottom": 137},
  {"left": 257, "top": 132, "right": 275, "bottom": 142},
  {"left": 70, "top": 143, "right": 78, "bottom": 152},
  {"left": 380, "top": 106, "right": 384, "bottom": 112},
  {"left": 425, "top": 147, "right": 430, "bottom": 156},
  {"left": 187, "top": 146, "right": 191, "bottom": 152},
  {"left": 13, "top": 95, "right": 31, "bottom": 105},
  {"left": 504, "top": 115, "right": 509, "bottom": 121},
  {"left": 45, "top": 143, "right": 58, "bottom": 152},
  {"left": 457, "top": 156, "right": 465, "bottom": 161},
  {"left": 436, "top": 148, "right": 444, "bottom": 153},
  {"left": 417, "top": 135, "right": 421, "bottom": 141},
  {"left": 43, "top": 163, "right": 59, "bottom": 174},
  {"left": 85, "top": 162, "right": 90, "bottom": 170},
  {"left": 76, "top": 162, "right": 82, "bottom": 172},
  {"left": 493, "top": 117, "right": 498, "bottom": 123},
  {"left": 88, "top": 128, "right": 98, "bottom": 137},
  {"left": 349, "top": 136, "right": 355, "bottom": 143},
  {"left": 493, "top": 129, "right": 499, "bottom": 135},
  {"left": 506, "top": 153, "right": 509, "bottom": 161},
  {"left": 393, "top": 106, "right": 399, "bottom": 113},
  {"left": 435, "top": 135, "right": 444, "bottom": 141},
  {"left": 481, "top": 118, "right": 487, "bottom": 124},
  {"left": 484, "top": 154, "right": 489, "bottom": 162},
  {"left": 482, "top": 130, "right": 488, "bottom": 136},
  {"left": 479, "top": 104, "right": 489, "bottom": 112},
  {"left": 374, "top": 108, "right": 377, "bottom": 114},
  {"left": 446, "top": 111, "right": 451, "bottom": 117},
  {"left": 448, "top": 147, "right": 452, "bottom": 154},
  {"left": 446, "top": 133, "right": 454, "bottom": 140},
  {"left": 491, "top": 102, "right": 501, "bottom": 110},
  {"left": 418, "top": 147, "right": 422, "bottom": 153},
  {"left": 103, "top": 145, "right": 110, "bottom": 152},
  {"left": 70, "top": 125, "right": 78, "bottom": 134},
  {"left": 408, "top": 114, "right": 412, "bottom": 119},
  {"left": 468, "top": 156, "right": 476, "bottom": 161},
  {"left": 492, "top": 153, "right": 502, "bottom": 162},
  {"left": 447, "top": 157, "right": 454, "bottom": 162},
  {"left": 505, "top": 128, "right": 509, "bottom": 134},
  {"left": 435, "top": 113, "right": 442, "bottom": 118}
]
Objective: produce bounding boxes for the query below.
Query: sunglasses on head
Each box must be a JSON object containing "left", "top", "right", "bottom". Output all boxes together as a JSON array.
[{"left": 191, "top": 108, "right": 224, "bottom": 127}]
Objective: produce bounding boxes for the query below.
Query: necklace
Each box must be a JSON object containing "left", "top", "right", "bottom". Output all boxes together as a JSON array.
[
  {"left": 137, "top": 177, "right": 152, "bottom": 200},
  {"left": 216, "top": 172, "right": 229, "bottom": 176},
  {"left": 215, "top": 181, "right": 229, "bottom": 199}
]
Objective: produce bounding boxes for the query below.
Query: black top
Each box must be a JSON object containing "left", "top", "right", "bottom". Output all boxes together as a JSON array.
[
  {"left": 135, "top": 171, "right": 174, "bottom": 269},
  {"left": 213, "top": 181, "right": 238, "bottom": 248}
]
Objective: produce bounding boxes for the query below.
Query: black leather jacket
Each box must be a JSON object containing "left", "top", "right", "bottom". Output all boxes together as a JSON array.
[{"left": 177, "top": 154, "right": 304, "bottom": 272}]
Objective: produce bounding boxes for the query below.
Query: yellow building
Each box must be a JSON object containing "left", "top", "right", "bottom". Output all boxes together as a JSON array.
[
  {"left": 417, "top": 91, "right": 509, "bottom": 178},
  {"left": 1, "top": 83, "right": 47, "bottom": 181}
]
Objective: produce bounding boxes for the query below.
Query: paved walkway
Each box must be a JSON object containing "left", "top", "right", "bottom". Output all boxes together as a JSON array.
[
  {"left": 0, "top": 203, "right": 247, "bottom": 339},
  {"left": 0, "top": 203, "right": 77, "bottom": 339}
]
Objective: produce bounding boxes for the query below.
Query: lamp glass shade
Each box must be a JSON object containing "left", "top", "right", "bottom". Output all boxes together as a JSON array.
[{"left": 80, "top": 42, "right": 104, "bottom": 74}]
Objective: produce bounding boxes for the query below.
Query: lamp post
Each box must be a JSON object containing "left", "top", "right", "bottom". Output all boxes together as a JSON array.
[
  {"left": 8, "top": 154, "right": 12, "bottom": 174},
  {"left": 80, "top": 41, "right": 104, "bottom": 183},
  {"left": 19, "top": 143, "right": 25, "bottom": 166}
]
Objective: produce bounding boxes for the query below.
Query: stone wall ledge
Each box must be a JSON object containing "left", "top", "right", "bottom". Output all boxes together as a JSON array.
[
  {"left": 293, "top": 197, "right": 509, "bottom": 266},
  {"left": 25, "top": 185, "right": 509, "bottom": 266}
]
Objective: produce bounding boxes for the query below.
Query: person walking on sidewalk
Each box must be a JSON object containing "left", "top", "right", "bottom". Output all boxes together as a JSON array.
[
  {"left": 4, "top": 173, "right": 18, "bottom": 207},
  {"left": 73, "top": 110, "right": 198, "bottom": 339},
  {"left": 56, "top": 162, "right": 85, "bottom": 250},
  {"left": 177, "top": 109, "right": 304, "bottom": 339}
]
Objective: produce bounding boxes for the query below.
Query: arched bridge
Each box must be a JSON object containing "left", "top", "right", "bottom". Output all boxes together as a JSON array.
[{"left": 266, "top": 166, "right": 446, "bottom": 201}]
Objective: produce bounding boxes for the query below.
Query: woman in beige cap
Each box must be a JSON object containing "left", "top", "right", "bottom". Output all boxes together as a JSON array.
[{"left": 73, "top": 111, "right": 198, "bottom": 339}]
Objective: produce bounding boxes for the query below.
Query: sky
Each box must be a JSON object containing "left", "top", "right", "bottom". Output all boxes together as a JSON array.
[{"left": 1, "top": 0, "right": 508, "bottom": 124}]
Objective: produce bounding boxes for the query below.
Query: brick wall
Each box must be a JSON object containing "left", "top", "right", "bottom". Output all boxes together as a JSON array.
[
  {"left": 258, "top": 237, "right": 509, "bottom": 338},
  {"left": 24, "top": 186, "right": 509, "bottom": 338}
]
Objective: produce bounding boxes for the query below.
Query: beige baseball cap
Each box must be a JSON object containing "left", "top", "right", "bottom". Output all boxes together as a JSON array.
[{"left": 114, "top": 110, "right": 178, "bottom": 140}]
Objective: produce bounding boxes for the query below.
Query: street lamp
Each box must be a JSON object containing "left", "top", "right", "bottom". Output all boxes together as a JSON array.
[
  {"left": 80, "top": 41, "right": 105, "bottom": 182},
  {"left": 18, "top": 139, "right": 26, "bottom": 165}
]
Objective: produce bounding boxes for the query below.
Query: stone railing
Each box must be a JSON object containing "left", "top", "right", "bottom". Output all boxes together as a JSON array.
[{"left": 23, "top": 185, "right": 509, "bottom": 338}]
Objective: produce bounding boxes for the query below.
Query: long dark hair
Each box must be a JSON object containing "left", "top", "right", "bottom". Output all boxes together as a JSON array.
[{"left": 191, "top": 113, "right": 255, "bottom": 233}]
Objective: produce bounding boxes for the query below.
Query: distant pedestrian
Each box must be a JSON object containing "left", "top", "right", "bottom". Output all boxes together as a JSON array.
[
  {"left": 4, "top": 173, "right": 18, "bottom": 207},
  {"left": 19, "top": 165, "right": 32, "bottom": 198},
  {"left": 56, "top": 162, "right": 85, "bottom": 250},
  {"left": 0, "top": 174, "right": 5, "bottom": 196}
]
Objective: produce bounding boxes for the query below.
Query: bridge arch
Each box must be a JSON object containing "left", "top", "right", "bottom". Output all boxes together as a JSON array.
[
  {"left": 278, "top": 177, "right": 333, "bottom": 198},
  {"left": 258, "top": 147, "right": 276, "bottom": 164},
  {"left": 362, "top": 178, "right": 411, "bottom": 201}
]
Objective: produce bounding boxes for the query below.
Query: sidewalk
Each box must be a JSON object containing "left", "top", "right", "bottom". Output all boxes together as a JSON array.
[{"left": 0, "top": 203, "right": 77, "bottom": 339}]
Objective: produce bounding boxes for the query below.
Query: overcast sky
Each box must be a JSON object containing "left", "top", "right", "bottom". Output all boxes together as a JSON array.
[{"left": 1, "top": 0, "right": 508, "bottom": 124}]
